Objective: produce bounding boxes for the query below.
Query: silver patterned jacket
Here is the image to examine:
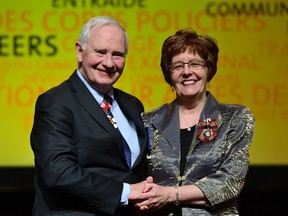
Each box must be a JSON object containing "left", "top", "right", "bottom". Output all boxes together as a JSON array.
[{"left": 142, "top": 92, "right": 255, "bottom": 215}]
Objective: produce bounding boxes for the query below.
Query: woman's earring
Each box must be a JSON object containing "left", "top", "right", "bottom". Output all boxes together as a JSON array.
[
  {"left": 171, "top": 85, "right": 174, "bottom": 92},
  {"left": 206, "top": 82, "right": 210, "bottom": 88}
]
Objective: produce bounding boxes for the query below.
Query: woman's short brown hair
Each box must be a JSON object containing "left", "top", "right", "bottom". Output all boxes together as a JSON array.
[{"left": 160, "top": 29, "right": 219, "bottom": 85}]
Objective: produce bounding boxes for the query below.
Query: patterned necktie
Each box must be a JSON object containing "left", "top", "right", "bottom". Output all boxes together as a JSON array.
[{"left": 101, "top": 95, "right": 132, "bottom": 169}]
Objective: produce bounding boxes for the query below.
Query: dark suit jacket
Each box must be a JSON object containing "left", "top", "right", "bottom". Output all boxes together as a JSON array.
[{"left": 30, "top": 71, "right": 148, "bottom": 216}]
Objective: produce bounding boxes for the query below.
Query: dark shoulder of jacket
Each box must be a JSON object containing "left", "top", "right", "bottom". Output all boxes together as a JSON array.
[
  {"left": 40, "top": 77, "right": 70, "bottom": 97},
  {"left": 113, "top": 87, "right": 144, "bottom": 109}
]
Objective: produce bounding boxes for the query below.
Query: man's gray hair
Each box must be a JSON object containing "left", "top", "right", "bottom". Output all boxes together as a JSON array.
[{"left": 78, "top": 16, "right": 128, "bottom": 55}]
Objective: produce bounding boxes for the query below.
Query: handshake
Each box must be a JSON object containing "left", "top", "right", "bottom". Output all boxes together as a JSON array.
[{"left": 129, "top": 176, "right": 178, "bottom": 213}]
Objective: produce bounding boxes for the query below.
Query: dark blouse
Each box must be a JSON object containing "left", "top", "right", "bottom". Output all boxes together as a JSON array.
[{"left": 180, "top": 126, "right": 195, "bottom": 177}]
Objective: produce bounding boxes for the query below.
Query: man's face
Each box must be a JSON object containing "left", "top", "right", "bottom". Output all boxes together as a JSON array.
[{"left": 76, "top": 25, "right": 126, "bottom": 94}]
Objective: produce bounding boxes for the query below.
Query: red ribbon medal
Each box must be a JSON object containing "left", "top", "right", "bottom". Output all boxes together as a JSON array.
[{"left": 197, "top": 118, "right": 218, "bottom": 143}]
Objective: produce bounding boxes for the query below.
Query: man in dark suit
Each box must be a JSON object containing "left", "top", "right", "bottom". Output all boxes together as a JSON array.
[{"left": 30, "top": 16, "right": 148, "bottom": 216}]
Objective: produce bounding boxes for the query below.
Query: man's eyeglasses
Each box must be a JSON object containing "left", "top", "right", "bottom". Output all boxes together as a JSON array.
[{"left": 170, "top": 60, "right": 206, "bottom": 72}]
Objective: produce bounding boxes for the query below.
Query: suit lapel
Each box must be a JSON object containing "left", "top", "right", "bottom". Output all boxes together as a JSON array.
[
  {"left": 68, "top": 71, "right": 123, "bottom": 148},
  {"left": 114, "top": 90, "right": 145, "bottom": 136},
  {"left": 114, "top": 89, "right": 147, "bottom": 168},
  {"left": 152, "top": 100, "right": 181, "bottom": 159}
]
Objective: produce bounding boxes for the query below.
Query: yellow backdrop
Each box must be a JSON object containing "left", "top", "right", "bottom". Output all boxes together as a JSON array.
[{"left": 1, "top": 0, "right": 287, "bottom": 166}]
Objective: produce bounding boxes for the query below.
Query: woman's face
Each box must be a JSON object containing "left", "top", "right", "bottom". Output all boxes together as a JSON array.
[{"left": 170, "top": 50, "right": 208, "bottom": 100}]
